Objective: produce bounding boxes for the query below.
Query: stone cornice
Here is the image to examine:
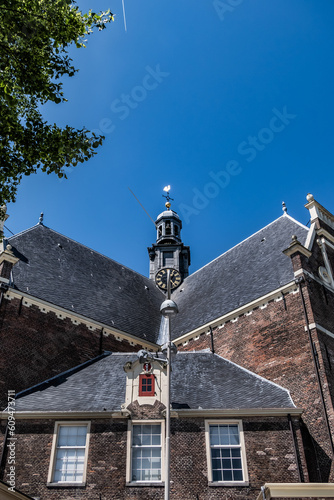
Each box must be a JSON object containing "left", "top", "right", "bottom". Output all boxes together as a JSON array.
[
  {"left": 257, "top": 482, "right": 334, "bottom": 500},
  {"left": 1, "top": 408, "right": 302, "bottom": 420},
  {"left": 305, "top": 194, "right": 334, "bottom": 231},
  {"left": 170, "top": 408, "right": 303, "bottom": 418},
  {"left": 0, "top": 410, "right": 131, "bottom": 420},
  {"left": 283, "top": 236, "right": 312, "bottom": 258}
]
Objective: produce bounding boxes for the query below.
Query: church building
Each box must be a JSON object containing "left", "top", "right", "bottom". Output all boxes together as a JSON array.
[{"left": 1, "top": 193, "right": 334, "bottom": 499}]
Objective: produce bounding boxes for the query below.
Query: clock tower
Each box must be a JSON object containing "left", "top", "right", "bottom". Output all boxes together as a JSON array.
[{"left": 148, "top": 189, "right": 190, "bottom": 284}]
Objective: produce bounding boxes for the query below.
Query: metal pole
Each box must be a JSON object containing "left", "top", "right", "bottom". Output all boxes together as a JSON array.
[{"left": 165, "top": 270, "right": 171, "bottom": 500}]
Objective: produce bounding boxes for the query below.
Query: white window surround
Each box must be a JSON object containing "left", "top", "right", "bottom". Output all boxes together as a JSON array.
[
  {"left": 126, "top": 419, "right": 165, "bottom": 486},
  {"left": 205, "top": 419, "right": 249, "bottom": 487},
  {"left": 47, "top": 421, "right": 90, "bottom": 486}
]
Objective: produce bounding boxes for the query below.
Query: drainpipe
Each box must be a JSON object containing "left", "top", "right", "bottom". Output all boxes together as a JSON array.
[
  {"left": 295, "top": 277, "right": 334, "bottom": 462},
  {"left": 209, "top": 326, "right": 215, "bottom": 355},
  {"left": 0, "top": 422, "right": 9, "bottom": 479},
  {"left": 287, "top": 413, "right": 302, "bottom": 482}
]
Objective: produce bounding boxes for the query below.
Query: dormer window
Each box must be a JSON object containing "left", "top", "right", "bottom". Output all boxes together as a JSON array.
[{"left": 139, "top": 374, "right": 155, "bottom": 396}]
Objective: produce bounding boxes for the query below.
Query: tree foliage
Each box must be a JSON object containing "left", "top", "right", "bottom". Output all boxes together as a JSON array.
[{"left": 0, "top": 0, "right": 113, "bottom": 205}]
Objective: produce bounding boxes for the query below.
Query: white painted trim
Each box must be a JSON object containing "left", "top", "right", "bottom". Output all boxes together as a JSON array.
[
  {"left": 0, "top": 482, "right": 33, "bottom": 500},
  {"left": 174, "top": 282, "right": 298, "bottom": 346},
  {"left": 171, "top": 408, "right": 302, "bottom": 418},
  {"left": 205, "top": 419, "right": 248, "bottom": 486},
  {"left": 305, "top": 222, "right": 316, "bottom": 250},
  {"left": 317, "top": 238, "right": 334, "bottom": 286},
  {"left": 3, "top": 288, "right": 157, "bottom": 349},
  {"left": 126, "top": 419, "right": 165, "bottom": 485},
  {"left": 1, "top": 411, "right": 130, "bottom": 420},
  {"left": 310, "top": 323, "right": 334, "bottom": 340},
  {"left": 47, "top": 421, "right": 91, "bottom": 486},
  {"left": 317, "top": 228, "right": 334, "bottom": 246},
  {"left": 294, "top": 268, "right": 334, "bottom": 293},
  {"left": 256, "top": 482, "right": 334, "bottom": 500}
]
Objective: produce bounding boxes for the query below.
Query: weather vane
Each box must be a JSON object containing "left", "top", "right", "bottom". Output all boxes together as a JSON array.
[{"left": 162, "top": 185, "right": 173, "bottom": 209}]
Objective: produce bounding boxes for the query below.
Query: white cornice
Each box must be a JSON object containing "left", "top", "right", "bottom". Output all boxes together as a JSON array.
[
  {"left": 0, "top": 410, "right": 130, "bottom": 420},
  {"left": 170, "top": 408, "right": 302, "bottom": 418},
  {"left": 308, "top": 323, "right": 334, "bottom": 340},
  {"left": 305, "top": 197, "right": 334, "bottom": 231},
  {"left": 257, "top": 482, "right": 334, "bottom": 500},
  {"left": 294, "top": 268, "right": 334, "bottom": 293},
  {"left": 317, "top": 228, "right": 334, "bottom": 247},
  {"left": 174, "top": 282, "right": 298, "bottom": 346},
  {"left": 3, "top": 288, "right": 157, "bottom": 350},
  {"left": 1, "top": 408, "right": 302, "bottom": 421}
]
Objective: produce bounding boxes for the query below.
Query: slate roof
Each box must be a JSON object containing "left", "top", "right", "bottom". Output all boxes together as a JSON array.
[
  {"left": 8, "top": 224, "right": 164, "bottom": 343},
  {"left": 15, "top": 351, "right": 295, "bottom": 412},
  {"left": 7, "top": 214, "right": 308, "bottom": 344},
  {"left": 170, "top": 214, "right": 308, "bottom": 338}
]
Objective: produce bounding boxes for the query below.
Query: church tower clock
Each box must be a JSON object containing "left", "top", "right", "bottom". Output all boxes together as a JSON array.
[{"left": 148, "top": 187, "right": 190, "bottom": 284}]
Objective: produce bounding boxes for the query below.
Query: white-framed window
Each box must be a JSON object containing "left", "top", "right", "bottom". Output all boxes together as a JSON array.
[
  {"left": 205, "top": 420, "right": 248, "bottom": 486},
  {"left": 127, "top": 420, "right": 164, "bottom": 484},
  {"left": 48, "top": 422, "right": 90, "bottom": 485}
]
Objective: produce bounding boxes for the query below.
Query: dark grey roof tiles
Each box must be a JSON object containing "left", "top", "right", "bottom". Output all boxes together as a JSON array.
[
  {"left": 8, "top": 225, "right": 164, "bottom": 343},
  {"left": 15, "top": 351, "right": 295, "bottom": 412},
  {"left": 170, "top": 215, "right": 308, "bottom": 338}
]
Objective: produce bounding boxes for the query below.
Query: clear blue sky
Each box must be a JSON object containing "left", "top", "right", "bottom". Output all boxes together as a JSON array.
[{"left": 6, "top": 0, "right": 334, "bottom": 277}]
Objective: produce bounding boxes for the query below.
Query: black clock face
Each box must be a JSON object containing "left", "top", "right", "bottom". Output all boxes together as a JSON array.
[{"left": 155, "top": 268, "right": 182, "bottom": 290}]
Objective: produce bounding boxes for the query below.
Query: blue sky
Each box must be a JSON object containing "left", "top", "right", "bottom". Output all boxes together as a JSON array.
[{"left": 5, "top": 0, "right": 334, "bottom": 276}]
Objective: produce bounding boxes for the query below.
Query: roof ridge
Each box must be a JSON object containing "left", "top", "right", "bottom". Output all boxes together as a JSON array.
[
  {"left": 7, "top": 223, "right": 46, "bottom": 239},
  {"left": 188, "top": 214, "right": 307, "bottom": 278}
]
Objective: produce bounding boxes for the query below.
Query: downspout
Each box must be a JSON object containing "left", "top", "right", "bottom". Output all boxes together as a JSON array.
[
  {"left": 209, "top": 326, "right": 215, "bottom": 354},
  {"left": 287, "top": 413, "right": 303, "bottom": 482},
  {"left": 0, "top": 422, "right": 9, "bottom": 479},
  {"left": 295, "top": 277, "right": 334, "bottom": 460}
]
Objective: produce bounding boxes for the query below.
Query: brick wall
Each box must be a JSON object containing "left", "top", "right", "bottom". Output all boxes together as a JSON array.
[
  {"left": 0, "top": 298, "right": 140, "bottom": 408},
  {"left": 179, "top": 290, "right": 332, "bottom": 482},
  {"left": 0, "top": 414, "right": 302, "bottom": 500}
]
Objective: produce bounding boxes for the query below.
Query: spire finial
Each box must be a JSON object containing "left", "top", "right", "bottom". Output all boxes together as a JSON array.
[
  {"left": 282, "top": 201, "right": 287, "bottom": 214},
  {"left": 39, "top": 212, "right": 44, "bottom": 225},
  {"left": 162, "top": 185, "right": 173, "bottom": 210}
]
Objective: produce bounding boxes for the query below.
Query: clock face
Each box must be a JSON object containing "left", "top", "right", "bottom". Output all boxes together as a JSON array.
[{"left": 155, "top": 268, "right": 182, "bottom": 290}]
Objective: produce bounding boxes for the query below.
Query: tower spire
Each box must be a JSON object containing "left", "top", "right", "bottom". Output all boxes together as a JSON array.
[{"left": 148, "top": 187, "right": 191, "bottom": 283}]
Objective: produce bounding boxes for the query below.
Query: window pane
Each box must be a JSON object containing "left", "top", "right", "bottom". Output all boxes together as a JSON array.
[
  {"left": 233, "top": 469, "right": 243, "bottom": 481},
  {"left": 209, "top": 424, "right": 244, "bottom": 483},
  {"left": 53, "top": 427, "right": 87, "bottom": 483},
  {"left": 212, "top": 469, "right": 222, "bottom": 482},
  {"left": 131, "top": 424, "right": 161, "bottom": 482},
  {"left": 223, "top": 469, "right": 233, "bottom": 481}
]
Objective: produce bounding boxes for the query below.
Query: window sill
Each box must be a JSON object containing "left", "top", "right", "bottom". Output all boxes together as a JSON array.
[
  {"left": 126, "top": 482, "right": 164, "bottom": 487},
  {"left": 47, "top": 482, "right": 86, "bottom": 488},
  {"left": 208, "top": 481, "right": 249, "bottom": 487}
]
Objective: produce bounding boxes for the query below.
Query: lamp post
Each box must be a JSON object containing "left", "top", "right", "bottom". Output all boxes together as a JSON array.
[
  {"left": 160, "top": 269, "right": 178, "bottom": 500},
  {"left": 138, "top": 269, "right": 178, "bottom": 499}
]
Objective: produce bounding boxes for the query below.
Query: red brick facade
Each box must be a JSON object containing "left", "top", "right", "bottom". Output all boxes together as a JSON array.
[
  {"left": 1, "top": 196, "right": 334, "bottom": 498},
  {"left": 0, "top": 414, "right": 303, "bottom": 500},
  {"left": 0, "top": 296, "right": 142, "bottom": 407}
]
